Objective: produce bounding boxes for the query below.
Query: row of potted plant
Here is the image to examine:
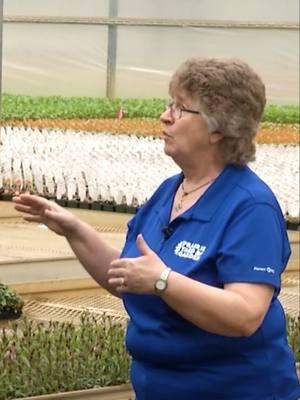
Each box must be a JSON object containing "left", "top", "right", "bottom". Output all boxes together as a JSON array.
[
  {"left": 3, "top": 191, "right": 300, "bottom": 229},
  {"left": 1, "top": 94, "right": 299, "bottom": 123},
  {"left": 0, "top": 191, "right": 138, "bottom": 214},
  {"left": 0, "top": 314, "right": 298, "bottom": 399},
  {"left": 53, "top": 198, "right": 138, "bottom": 214},
  {"left": 0, "top": 314, "right": 130, "bottom": 400},
  {"left": 0, "top": 283, "right": 299, "bottom": 398}
]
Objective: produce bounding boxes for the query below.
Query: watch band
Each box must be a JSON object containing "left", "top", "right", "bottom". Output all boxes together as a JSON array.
[
  {"left": 160, "top": 267, "right": 172, "bottom": 281},
  {"left": 154, "top": 267, "right": 172, "bottom": 293}
]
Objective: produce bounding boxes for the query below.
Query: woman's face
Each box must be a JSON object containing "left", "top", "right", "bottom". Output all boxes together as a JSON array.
[{"left": 160, "top": 91, "right": 218, "bottom": 164}]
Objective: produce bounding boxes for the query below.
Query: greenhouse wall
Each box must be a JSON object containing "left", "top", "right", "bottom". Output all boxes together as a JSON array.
[{"left": 0, "top": 0, "right": 299, "bottom": 103}]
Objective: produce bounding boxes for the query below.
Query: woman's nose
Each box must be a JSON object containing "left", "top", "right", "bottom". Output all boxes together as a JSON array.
[{"left": 160, "top": 107, "right": 172, "bottom": 124}]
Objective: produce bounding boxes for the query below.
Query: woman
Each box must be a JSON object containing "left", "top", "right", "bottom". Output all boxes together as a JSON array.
[{"left": 13, "top": 58, "right": 299, "bottom": 400}]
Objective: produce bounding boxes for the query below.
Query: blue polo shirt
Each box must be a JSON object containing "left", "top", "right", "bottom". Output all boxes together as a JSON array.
[{"left": 121, "top": 165, "right": 300, "bottom": 400}]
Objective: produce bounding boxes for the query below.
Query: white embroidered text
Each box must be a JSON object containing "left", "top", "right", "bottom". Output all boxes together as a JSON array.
[
  {"left": 174, "top": 241, "right": 206, "bottom": 261},
  {"left": 253, "top": 266, "right": 275, "bottom": 274}
]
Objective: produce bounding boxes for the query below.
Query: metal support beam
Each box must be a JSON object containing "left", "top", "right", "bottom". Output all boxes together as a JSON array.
[
  {"left": 2, "top": 16, "right": 299, "bottom": 30},
  {"left": 0, "top": 0, "right": 3, "bottom": 118},
  {"left": 106, "top": 0, "right": 118, "bottom": 98}
]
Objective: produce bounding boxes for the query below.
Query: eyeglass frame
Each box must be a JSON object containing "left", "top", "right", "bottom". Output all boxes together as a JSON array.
[{"left": 165, "top": 101, "right": 201, "bottom": 120}]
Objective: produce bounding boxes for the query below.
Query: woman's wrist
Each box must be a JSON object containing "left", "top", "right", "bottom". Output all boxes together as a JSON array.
[{"left": 64, "top": 215, "right": 84, "bottom": 240}]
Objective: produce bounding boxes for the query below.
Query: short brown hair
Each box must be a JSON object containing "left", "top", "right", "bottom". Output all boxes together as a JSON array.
[{"left": 169, "top": 58, "right": 266, "bottom": 165}]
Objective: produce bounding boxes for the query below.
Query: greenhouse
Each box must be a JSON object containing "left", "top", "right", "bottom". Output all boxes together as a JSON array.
[{"left": 0, "top": 1, "right": 299, "bottom": 399}]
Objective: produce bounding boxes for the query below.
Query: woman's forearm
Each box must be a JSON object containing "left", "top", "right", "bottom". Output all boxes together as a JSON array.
[
  {"left": 162, "top": 271, "right": 272, "bottom": 336},
  {"left": 66, "top": 219, "right": 121, "bottom": 297}
]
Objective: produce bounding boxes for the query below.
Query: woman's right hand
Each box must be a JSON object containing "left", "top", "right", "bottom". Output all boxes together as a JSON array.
[{"left": 13, "top": 194, "right": 79, "bottom": 237}]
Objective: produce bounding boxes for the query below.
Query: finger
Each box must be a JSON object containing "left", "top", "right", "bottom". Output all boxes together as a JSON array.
[
  {"left": 107, "top": 267, "right": 127, "bottom": 278},
  {"left": 23, "top": 215, "right": 44, "bottom": 223},
  {"left": 18, "top": 202, "right": 60, "bottom": 220},
  {"left": 108, "top": 276, "right": 127, "bottom": 289},
  {"left": 15, "top": 194, "right": 53, "bottom": 210},
  {"left": 14, "top": 202, "right": 50, "bottom": 219},
  {"left": 14, "top": 203, "right": 43, "bottom": 216},
  {"left": 109, "top": 258, "right": 131, "bottom": 269},
  {"left": 136, "top": 234, "right": 153, "bottom": 256},
  {"left": 44, "top": 208, "right": 63, "bottom": 219},
  {"left": 12, "top": 196, "right": 25, "bottom": 204},
  {"left": 14, "top": 203, "right": 34, "bottom": 213},
  {"left": 42, "top": 208, "right": 73, "bottom": 227},
  {"left": 116, "top": 284, "right": 128, "bottom": 294},
  {"left": 14, "top": 193, "right": 42, "bottom": 204}
]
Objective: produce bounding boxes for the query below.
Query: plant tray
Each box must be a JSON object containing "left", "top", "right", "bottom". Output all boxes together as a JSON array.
[{"left": 12, "top": 384, "right": 134, "bottom": 400}]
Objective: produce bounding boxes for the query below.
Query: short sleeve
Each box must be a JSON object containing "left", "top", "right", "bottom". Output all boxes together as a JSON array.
[
  {"left": 120, "top": 214, "right": 137, "bottom": 257},
  {"left": 216, "top": 203, "right": 291, "bottom": 291}
]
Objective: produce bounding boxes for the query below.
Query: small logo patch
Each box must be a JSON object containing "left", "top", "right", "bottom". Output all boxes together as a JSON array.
[
  {"left": 253, "top": 266, "right": 275, "bottom": 274},
  {"left": 174, "top": 240, "right": 206, "bottom": 261}
]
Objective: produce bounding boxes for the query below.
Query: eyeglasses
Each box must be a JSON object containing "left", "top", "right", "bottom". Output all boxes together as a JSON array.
[{"left": 165, "top": 101, "right": 201, "bottom": 120}]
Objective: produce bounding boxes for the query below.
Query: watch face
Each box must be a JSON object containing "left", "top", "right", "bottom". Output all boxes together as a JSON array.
[{"left": 155, "top": 279, "right": 166, "bottom": 291}]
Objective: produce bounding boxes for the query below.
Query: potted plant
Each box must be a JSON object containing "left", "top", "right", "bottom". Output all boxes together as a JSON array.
[
  {"left": 0, "top": 283, "right": 24, "bottom": 322},
  {"left": 0, "top": 315, "right": 133, "bottom": 399},
  {"left": 286, "top": 314, "right": 300, "bottom": 378}
]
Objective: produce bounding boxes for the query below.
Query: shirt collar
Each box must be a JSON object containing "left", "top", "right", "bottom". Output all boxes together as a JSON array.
[
  {"left": 188, "top": 165, "right": 245, "bottom": 222},
  {"left": 154, "top": 165, "right": 246, "bottom": 224}
]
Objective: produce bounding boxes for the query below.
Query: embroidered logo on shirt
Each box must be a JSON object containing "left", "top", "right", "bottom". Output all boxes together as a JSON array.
[
  {"left": 174, "top": 240, "right": 206, "bottom": 261},
  {"left": 253, "top": 266, "right": 275, "bottom": 274}
]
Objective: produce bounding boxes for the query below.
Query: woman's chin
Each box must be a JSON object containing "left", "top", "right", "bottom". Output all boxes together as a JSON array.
[{"left": 163, "top": 143, "right": 175, "bottom": 157}]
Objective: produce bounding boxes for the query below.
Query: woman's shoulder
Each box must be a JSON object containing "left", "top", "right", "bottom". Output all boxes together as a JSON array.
[
  {"left": 234, "top": 166, "right": 279, "bottom": 208},
  {"left": 215, "top": 165, "right": 285, "bottom": 226}
]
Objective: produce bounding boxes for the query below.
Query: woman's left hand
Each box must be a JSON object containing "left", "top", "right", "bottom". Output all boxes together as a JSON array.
[{"left": 108, "top": 234, "right": 166, "bottom": 294}]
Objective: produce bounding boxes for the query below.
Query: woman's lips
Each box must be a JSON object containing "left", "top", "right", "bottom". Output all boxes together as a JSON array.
[{"left": 162, "top": 131, "right": 171, "bottom": 138}]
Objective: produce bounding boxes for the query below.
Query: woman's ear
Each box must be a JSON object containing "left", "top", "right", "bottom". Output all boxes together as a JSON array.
[{"left": 210, "top": 131, "right": 224, "bottom": 144}]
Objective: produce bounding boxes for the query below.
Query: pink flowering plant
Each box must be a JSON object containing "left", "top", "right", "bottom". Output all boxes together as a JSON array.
[{"left": 0, "top": 315, "right": 130, "bottom": 399}]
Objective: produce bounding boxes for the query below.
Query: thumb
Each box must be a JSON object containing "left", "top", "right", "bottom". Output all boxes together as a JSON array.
[
  {"left": 136, "top": 234, "right": 153, "bottom": 256},
  {"left": 44, "top": 208, "right": 58, "bottom": 218},
  {"left": 44, "top": 208, "right": 66, "bottom": 223}
]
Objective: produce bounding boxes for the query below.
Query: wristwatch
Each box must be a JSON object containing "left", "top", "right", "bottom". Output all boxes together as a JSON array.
[{"left": 154, "top": 267, "right": 172, "bottom": 294}]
